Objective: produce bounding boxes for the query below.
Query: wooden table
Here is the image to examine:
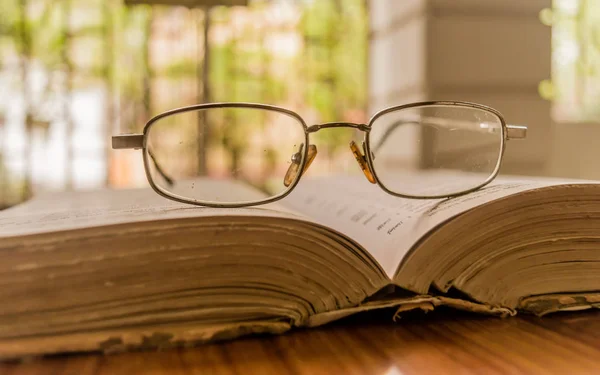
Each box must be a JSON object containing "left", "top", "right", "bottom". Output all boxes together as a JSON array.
[{"left": 2, "top": 309, "right": 600, "bottom": 374}]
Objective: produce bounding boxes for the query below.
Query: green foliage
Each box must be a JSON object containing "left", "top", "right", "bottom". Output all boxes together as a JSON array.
[
  {"left": 156, "top": 59, "right": 198, "bottom": 78},
  {"left": 300, "top": 0, "right": 367, "bottom": 152},
  {"left": 0, "top": 0, "right": 368, "bottom": 205},
  {"left": 544, "top": 1, "right": 600, "bottom": 121}
]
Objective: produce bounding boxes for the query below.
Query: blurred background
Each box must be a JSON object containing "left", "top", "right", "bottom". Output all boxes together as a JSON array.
[{"left": 0, "top": 0, "right": 599, "bottom": 208}]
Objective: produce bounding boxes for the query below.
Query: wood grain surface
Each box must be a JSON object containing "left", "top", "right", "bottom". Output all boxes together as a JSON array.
[{"left": 2, "top": 309, "right": 600, "bottom": 374}]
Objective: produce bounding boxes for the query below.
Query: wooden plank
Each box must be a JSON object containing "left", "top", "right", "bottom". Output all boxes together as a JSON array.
[
  {"left": 124, "top": 0, "right": 248, "bottom": 6},
  {"left": 2, "top": 311, "right": 600, "bottom": 374}
]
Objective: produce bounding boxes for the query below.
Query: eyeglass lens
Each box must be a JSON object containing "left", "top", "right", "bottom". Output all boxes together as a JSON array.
[
  {"left": 369, "top": 104, "right": 504, "bottom": 197},
  {"left": 145, "top": 107, "right": 306, "bottom": 205}
]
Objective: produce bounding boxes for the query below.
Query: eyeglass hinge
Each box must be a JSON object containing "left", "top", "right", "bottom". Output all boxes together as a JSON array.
[
  {"left": 112, "top": 134, "right": 144, "bottom": 149},
  {"left": 506, "top": 125, "right": 527, "bottom": 140}
]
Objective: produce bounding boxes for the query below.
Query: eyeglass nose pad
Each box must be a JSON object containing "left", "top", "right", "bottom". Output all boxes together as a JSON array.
[
  {"left": 284, "top": 144, "right": 318, "bottom": 187},
  {"left": 349, "top": 140, "right": 376, "bottom": 184}
]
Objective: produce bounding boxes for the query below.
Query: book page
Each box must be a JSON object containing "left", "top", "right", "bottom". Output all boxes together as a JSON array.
[
  {"left": 0, "top": 181, "right": 305, "bottom": 238},
  {"left": 281, "top": 174, "right": 591, "bottom": 278}
]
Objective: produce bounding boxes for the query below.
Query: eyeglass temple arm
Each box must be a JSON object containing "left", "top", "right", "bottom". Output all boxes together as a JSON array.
[
  {"left": 112, "top": 134, "right": 174, "bottom": 186},
  {"left": 371, "top": 118, "right": 527, "bottom": 153}
]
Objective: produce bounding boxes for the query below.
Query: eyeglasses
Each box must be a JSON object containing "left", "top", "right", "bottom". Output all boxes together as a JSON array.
[{"left": 112, "top": 101, "right": 527, "bottom": 207}]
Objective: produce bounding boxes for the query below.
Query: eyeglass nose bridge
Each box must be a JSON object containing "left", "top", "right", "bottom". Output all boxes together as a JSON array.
[
  {"left": 304, "top": 122, "right": 376, "bottom": 184},
  {"left": 306, "top": 122, "right": 370, "bottom": 133}
]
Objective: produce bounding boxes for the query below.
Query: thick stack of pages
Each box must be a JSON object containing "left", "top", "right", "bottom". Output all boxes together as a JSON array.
[{"left": 1, "top": 175, "right": 599, "bottom": 358}]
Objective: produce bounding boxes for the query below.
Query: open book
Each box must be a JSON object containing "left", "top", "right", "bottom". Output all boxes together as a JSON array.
[{"left": 1, "top": 175, "right": 600, "bottom": 358}]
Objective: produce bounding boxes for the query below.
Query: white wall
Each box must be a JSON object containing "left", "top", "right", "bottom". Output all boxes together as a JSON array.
[{"left": 369, "top": 0, "right": 600, "bottom": 179}]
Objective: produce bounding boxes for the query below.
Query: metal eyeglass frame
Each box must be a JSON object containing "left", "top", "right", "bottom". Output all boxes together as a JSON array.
[{"left": 112, "top": 101, "right": 527, "bottom": 208}]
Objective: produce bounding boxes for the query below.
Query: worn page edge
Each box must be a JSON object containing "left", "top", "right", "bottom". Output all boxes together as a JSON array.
[
  {"left": 0, "top": 320, "right": 291, "bottom": 360},
  {"left": 518, "top": 292, "right": 600, "bottom": 316}
]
